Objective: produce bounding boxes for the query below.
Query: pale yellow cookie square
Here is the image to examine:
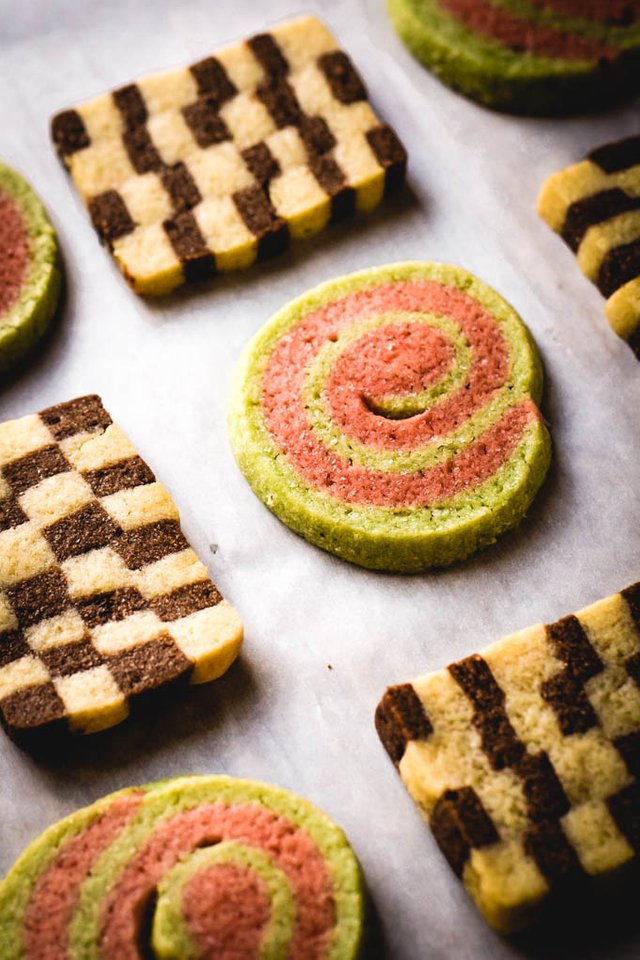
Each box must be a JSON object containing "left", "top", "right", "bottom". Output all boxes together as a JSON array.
[
  {"left": 55, "top": 666, "right": 127, "bottom": 734},
  {"left": 19, "top": 472, "right": 94, "bottom": 528}
]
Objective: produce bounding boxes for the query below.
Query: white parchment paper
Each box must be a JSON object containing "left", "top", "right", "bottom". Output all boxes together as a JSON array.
[{"left": 1, "top": 1, "right": 640, "bottom": 956}]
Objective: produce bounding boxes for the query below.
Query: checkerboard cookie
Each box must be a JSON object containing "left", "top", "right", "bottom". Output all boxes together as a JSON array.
[
  {"left": 0, "top": 162, "right": 61, "bottom": 373},
  {"left": 0, "top": 775, "right": 364, "bottom": 959},
  {"left": 376, "top": 583, "right": 640, "bottom": 931},
  {"left": 387, "top": 0, "right": 640, "bottom": 114},
  {"left": 538, "top": 134, "right": 640, "bottom": 359},
  {"left": 0, "top": 395, "right": 242, "bottom": 745},
  {"left": 51, "top": 16, "right": 407, "bottom": 296},
  {"left": 228, "top": 262, "right": 550, "bottom": 571}
]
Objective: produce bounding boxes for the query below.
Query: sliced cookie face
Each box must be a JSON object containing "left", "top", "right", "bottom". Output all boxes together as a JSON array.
[
  {"left": 0, "top": 163, "right": 61, "bottom": 373},
  {"left": 387, "top": 0, "right": 640, "bottom": 114},
  {"left": 50, "top": 16, "right": 407, "bottom": 296},
  {"left": 228, "top": 262, "right": 550, "bottom": 572},
  {"left": 0, "top": 775, "right": 364, "bottom": 959},
  {"left": 538, "top": 134, "right": 640, "bottom": 358},
  {"left": 376, "top": 583, "right": 640, "bottom": 932},
  {"left": 0, "top": 396, "right": 242, "bottom": 744}
]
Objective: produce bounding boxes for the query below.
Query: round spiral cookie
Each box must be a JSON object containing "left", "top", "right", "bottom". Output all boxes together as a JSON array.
[
  {"left": 228, "top": 262, "right": 551, "bottom": 571},
  {"left": 0, "top": 162, "right": 61, "bottom": 373},
  {"left": 387, "top": 0, "right": 640, "bottom": 115},
  {"left": 0, "top": 776, "right": 363, "bottom": 959}
]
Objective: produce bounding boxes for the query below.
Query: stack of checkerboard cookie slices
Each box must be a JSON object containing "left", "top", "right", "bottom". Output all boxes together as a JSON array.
[{"left": 1, "top": 5, "right": 640, "bottom": 957}]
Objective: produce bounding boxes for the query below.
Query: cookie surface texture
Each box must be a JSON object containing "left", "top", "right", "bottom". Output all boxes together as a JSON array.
[
  {"left": 228, "top": 262, "right": 550, "bottom": 572},
  {"left": 376, "top": 582, "right": 640, "bottom": 931},
  {"left": 387, "top": 0, "right": 640, "bottom": 114},
  {"left": 0, "top": 774, "right": 363, "bottom": 959},
  {"left": 0, "top": 162, "right": 61, "bottom": 373},
  {"left": 50, "top": 16, "right": 407, "bottom": 296},
  {"left": 0, "top": 395, "right": 242, "bottom": 744},
  {"left": 538, "top": 134, "right": 640, "bottom": 358}
]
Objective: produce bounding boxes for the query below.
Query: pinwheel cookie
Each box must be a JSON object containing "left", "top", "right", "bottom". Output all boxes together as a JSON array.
[
  {"left": 51, "top": 15, "right": 407, "bottom": 295},
  {"left": 228, "top": 262, "right": 550, "bottom": 572},
  {"left": 376, "top": 582, "right": 640, "bottom": 931},
  {"left": 0, "top": 395, "right": 242, "bottom": 745},
  {"left": 538, "top": 133, "right": 640, "bottom": 358},
  {"left": 0, "top": 162, "right": 61, "bottom": 373},
  {"left": 0, "top": 775, "right": 364, "bottom": 959},
  {"left": 387, "top": 0, "right": 640, "bottom": 114}
]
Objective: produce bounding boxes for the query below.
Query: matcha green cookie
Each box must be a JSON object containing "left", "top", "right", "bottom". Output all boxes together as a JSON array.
[
  {"left": 387, "top": 0, "right": 640, "bottom": 115},
  {"left": 0, "top": 774, "right": 364, "bottom": 959},
  {"left": 228, "top": 262, "right": 551, "bottom": 572},
  {"left": 0, "top": 162, "right": 61, "bottom": 373}
]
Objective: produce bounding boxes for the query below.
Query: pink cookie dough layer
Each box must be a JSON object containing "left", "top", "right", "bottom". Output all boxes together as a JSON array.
[
  {"left": 0, "top": 776, "right": 364, "bottom": 960},
  {"left": 0, "top": 191, "right": 29, "bottom": 315},
  {"left": 182, "top": 863, "right": 271, "bottom": 959},
  {"left": 228, "top": 262, "right": 552, "bottom": 570}
]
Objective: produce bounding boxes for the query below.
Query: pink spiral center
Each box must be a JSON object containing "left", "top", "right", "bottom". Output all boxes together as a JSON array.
[
  {"left": 261, "top": 280, "right": 538, "bottom": 508},
  {"left": 182, "top": 863, "right": 271, "bottom": 959}
]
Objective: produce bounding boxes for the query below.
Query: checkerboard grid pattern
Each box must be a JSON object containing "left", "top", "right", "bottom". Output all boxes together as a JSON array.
[
  {"left": 537, "top": 135, "right": 640, "bottom": 356},
  {"left": 0, "top": 395, "right": 242, "bottom": 739},
  {"left": 376, "top": 586, "right": 640, "bottom": 927},
  {"left": 51, "top": 16, "right": 408, "bottom": 295}
]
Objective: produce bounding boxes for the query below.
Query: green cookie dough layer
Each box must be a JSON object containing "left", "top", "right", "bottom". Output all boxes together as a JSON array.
[
  {"left": 228, "top": 261, "right": 551, "bottom": 572},
  {"left": 387, "top": 0, "right": 640, "bottom": 115},
  {"left": 0, "top": 162, "right": 61, "bottom": 374},
  {"left": 0, "top": 775, "right": 364, "bottom": 960}
]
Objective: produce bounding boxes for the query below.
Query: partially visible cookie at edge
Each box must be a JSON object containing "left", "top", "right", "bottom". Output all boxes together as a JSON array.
[
  {"left": 0, "top": 162, "right": 61, "bottom": 374},
  {"left": 0, "top": 395, "right": 242, "bottom": 745},
  {"left": 538, "top": 134, "right": 640, "bottom": 359},
  {"left": 376, "top": 582, "right": 640, "bottom": 931},
  {"left": 387, "top": 0, "right": 640, "bottom": 115}
]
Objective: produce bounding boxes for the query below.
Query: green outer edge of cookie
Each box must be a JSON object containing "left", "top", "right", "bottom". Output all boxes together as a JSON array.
[
  {"left": 152, "top": 841, "right": 296, "bottom": 959},
  {"left": 0, "top": 776, "right": 363, "bottom": 960},
  {"left": 228, "top": 261, "right": 551, "bottom": 572},
  {"left": 0, "top": 162, "right": 62, "bottom": 374},
  {"left": 386, "top": 0, "right": 640, "bottom": 114}
]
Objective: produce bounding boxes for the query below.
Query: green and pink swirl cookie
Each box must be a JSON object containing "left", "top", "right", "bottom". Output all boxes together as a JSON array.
[
  {"left": 0, "top": 162, "right": 61, "bottom": 373},
  {"left": 228, "top": 262, "right": 551, "bottom": 571},
  {"left": 387, "top": 0, "right": 640, "bottom": 115},
  {"left": 0, "top": 775, "right": 364, "bottom": 959}
]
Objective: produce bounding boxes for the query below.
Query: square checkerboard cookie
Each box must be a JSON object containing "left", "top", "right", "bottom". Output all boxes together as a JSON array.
[
  {"left": 376, "top": 585, "right": 640, "bottom": 932},
  {"left": 51, "top": 15, "right": 408, "bottom": 296},
  {"left": 0, "top": 395, "right": 242, "bottom": 744}
]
